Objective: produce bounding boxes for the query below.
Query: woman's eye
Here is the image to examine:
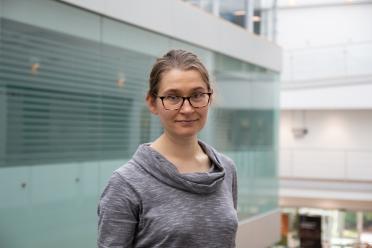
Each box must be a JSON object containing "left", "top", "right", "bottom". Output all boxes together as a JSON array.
[
  {"left": 191, "top": 93, "right": 204, "bottom": 99},
  {"left": 166, "top": 95, "right": 180, "bottom": 101}
]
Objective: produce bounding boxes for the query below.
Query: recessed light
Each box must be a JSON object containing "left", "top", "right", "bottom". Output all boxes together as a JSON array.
[
  {"left": 253, "top": 16, "right": 261, "bottom": 22},
  {"left": 234, "top": 10, "right": 246, "bottom": 16}
]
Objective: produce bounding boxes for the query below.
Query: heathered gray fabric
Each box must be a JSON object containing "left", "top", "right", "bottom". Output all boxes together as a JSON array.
[{"left": 98, "top": 140, "right": 238, "bottom": 248}]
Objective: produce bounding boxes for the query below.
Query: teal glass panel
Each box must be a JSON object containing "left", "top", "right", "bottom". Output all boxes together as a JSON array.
[
  {"left": 0, "top": 15, "right": 161, "bottom": 248},
  {"left": 210, "top": 53, "right": 279, "bottom": 220}
]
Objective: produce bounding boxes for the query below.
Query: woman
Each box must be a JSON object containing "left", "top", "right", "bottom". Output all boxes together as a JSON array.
[{"left": 98, "top": 49, "right": 238, "bottom": 248}]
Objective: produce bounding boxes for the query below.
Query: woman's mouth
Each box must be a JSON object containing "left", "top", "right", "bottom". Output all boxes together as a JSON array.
[{"left": 175, "top": 119, "right": 198, "bottom": 124}]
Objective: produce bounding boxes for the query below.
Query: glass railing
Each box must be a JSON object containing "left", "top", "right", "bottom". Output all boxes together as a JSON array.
[
  {"left": 182, "top": 0, "right": 277, "bottom": 40},
  {"left": 281, "top": 41, "right": 372, "bottom": 84}
]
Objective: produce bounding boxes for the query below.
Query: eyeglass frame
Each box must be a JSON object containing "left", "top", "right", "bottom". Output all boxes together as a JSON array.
[{"left": 152, "top": 92, "right": 213, "bottom": 110}]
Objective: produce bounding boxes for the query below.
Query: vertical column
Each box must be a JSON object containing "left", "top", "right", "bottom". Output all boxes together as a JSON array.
[
  {"left": 338, "top": 211, "right": 345, "bottom": 238},
  {"left": 245, "top": 0, "right": 254, "bottom": 31},
  {"left": 272, "top": 0, "right": 278, "bottom": 42},
  {"left": 260, "top": 0, "right": 278, "bottom": 41},
  {"left": 357, "top": 211, "right": 363, "bottom": 244},
  {"left": 212, "top": 0, "right": 220, "bottom": 17}
]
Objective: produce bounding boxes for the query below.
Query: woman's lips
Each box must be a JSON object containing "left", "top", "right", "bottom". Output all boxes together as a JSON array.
[
  {"left": 175, "top": 119, "right": 198, "bottom": 123},
  {"left": 175, "top": 119, "right": 199, "bottom": 126}
]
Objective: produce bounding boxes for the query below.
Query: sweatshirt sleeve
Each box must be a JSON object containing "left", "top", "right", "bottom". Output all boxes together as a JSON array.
[{"left": 98, "top": 172, "right": 140, "bottom": 248}]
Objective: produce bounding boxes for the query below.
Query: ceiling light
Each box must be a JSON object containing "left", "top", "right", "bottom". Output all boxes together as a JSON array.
[
  {"left": 234, "top": 10, "right": 246, "bottom": 16},
  {"left": 288, "top": 0, "right": 296, "bottom": 6},
  {"left": 253, "top": 16, "right": 261, "bottom": 22},
  {"left": 117, "top": 72, "right": 126, "bottom": 88}
]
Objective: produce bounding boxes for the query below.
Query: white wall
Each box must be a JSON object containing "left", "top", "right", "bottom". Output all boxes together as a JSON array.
[
  {"left": 279, "top": 109, "right": 372, "bottom": 206},
  {"left": 277, "top": 2, "right": 372, "bottom": 109},
  {"left": 280, "top": 109, "right": 372, "bottom": 150},
  {"left": 280, "top": 110, "right": 372, "bottom": 180}
]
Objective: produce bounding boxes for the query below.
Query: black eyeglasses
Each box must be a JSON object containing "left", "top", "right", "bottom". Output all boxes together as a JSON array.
[{"left": 154, "top": 92, "right": 213, "bottom": 110}]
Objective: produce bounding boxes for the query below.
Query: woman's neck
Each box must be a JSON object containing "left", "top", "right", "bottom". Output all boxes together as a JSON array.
[{"left": 150, "top": 133, "right": 201, "bottom": 160}]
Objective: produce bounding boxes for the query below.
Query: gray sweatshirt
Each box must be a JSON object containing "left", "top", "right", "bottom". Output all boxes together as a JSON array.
[{"left": 98, "top": 141, "right": 238, "bottom": 248}]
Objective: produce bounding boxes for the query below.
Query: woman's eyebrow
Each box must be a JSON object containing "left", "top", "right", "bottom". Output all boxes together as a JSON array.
[
  {"left": 190, "top": 87, "right": 207, "bottom": 91},
  {"left": 162, "top": 87, "right": 207, "bottom": 94},
  {"left": 161, "top": 89, "right": 179, "bottom": 95}
]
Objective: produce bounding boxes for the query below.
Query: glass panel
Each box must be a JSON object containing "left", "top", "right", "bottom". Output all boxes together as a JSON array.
[
  {"left": 0, "top": 9, "right": 161, "bottom": 248},
  {"left": 209, "top": 53, "right": 279, "bottom": 219},
  {"left": 181, "top": 0, "right": 277, "bottom": 39},
  {"left": 1, "top": 18, "right": 155, "bottom": 166}
]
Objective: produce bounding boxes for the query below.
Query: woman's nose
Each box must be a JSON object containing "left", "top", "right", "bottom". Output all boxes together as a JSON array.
[{"left": 179, "top": 98, "right": 194, "bottom": 113}]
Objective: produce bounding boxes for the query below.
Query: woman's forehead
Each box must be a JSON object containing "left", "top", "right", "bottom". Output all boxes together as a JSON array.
[{"left": 158, "top": 69, "right": 208, "bottom": 92}]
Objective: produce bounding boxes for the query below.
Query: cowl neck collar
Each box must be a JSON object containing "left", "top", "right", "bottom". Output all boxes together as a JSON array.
[{"left": 132, "top": 140, "right": 225, "bottom": 195}]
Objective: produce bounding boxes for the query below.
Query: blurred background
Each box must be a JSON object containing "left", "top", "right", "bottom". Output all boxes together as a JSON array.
[{"left": 0, "top": 0, "right": 371, "bottom": 247}]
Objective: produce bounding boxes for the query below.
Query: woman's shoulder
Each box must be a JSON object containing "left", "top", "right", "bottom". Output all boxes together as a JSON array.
[
  {"left": 113, "top": 143, "right": 153, "bottom": 180},
  {"left": 113, "top": 158, "right": 148, "bottom": 184},
  {"left": 101, "top": 160, "right": 150, "bottom": 204}
]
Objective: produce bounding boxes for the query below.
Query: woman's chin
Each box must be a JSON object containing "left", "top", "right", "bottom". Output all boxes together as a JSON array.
[{"left": 166, "top": 128, "right": 201, "bottom": 139}]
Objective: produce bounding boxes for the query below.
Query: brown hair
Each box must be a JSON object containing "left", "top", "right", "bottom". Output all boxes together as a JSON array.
[{"left": 147, "top": 49, "right": 211, "bottom": 98}]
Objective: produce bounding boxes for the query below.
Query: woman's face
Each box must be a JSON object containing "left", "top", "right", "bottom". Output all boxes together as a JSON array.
[{"left": 147, "top": 69, "right": 211, "bottom": 139}]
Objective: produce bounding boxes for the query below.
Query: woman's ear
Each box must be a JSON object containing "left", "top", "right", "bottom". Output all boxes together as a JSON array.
[{"left": 146, "top": 94, "right": 158, "bottom": 115}]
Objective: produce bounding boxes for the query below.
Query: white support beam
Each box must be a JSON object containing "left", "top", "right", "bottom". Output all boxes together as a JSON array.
[{"left": 57, "top": 0, "right": 282, "bottom": 72}]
